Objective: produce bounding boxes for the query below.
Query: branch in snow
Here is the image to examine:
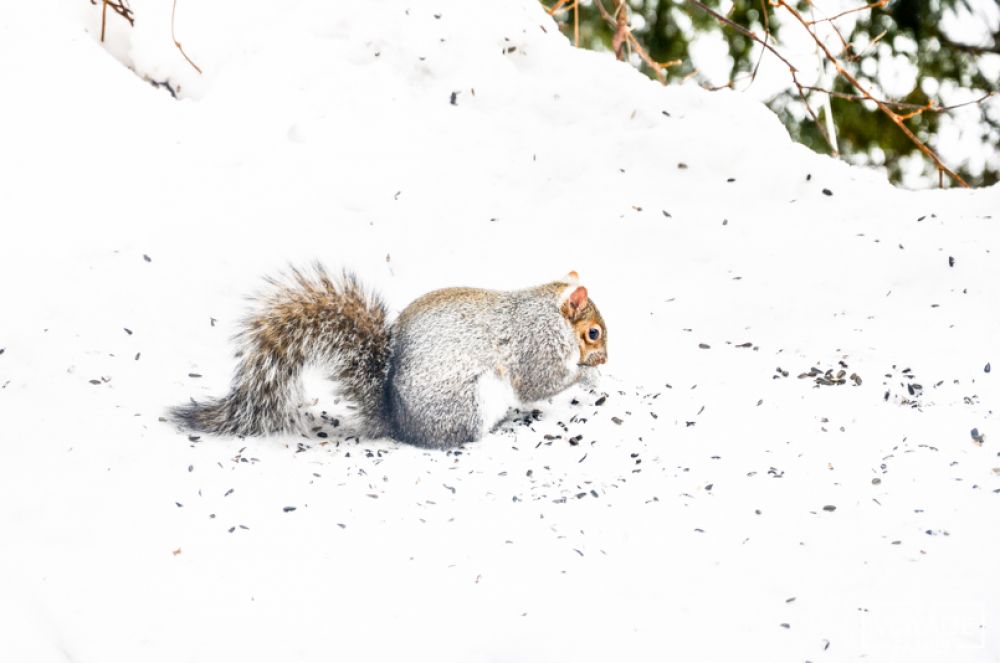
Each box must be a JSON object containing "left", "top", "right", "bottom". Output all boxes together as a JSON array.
[
  {"left": 686, "top": 0, "right": 836, "bottom": 154},
  {"left": 90, "top": 0, "right": 134, "bottom": 43},
  {"left": 593, "top": 0, "right": 680, "bottom": 83},
  {"left": 171, "top": 0, "right": 203, "bottom": 75}
]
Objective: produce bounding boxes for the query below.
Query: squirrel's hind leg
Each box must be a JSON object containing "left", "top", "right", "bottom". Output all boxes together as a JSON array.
[{"left": 388, "top": 372, "right": 516, "bottom": 448}]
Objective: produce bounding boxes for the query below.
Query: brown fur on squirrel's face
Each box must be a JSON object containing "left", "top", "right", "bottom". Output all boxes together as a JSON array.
[{"left": 561, "top": 281, "right": 607, "bottom": 367}]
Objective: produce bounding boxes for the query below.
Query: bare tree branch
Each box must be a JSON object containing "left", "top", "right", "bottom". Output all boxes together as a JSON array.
[
  {"left": 686, "top": 0, "right": 836, "bottom": 152},
  {"left": 775, "top": 0, "right": 970, "bottom": 188},
  {"left": 593, "top": 0, "right": 679, "bottom": 81}
]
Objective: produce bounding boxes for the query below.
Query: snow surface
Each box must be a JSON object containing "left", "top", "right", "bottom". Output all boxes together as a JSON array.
[{"left": 1, "top": 1, "right": 999, "bottom": 661}]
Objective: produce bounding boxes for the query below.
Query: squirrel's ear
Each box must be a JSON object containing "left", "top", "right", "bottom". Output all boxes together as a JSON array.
[
  {"left": 566, "top": 270, "right": 579, "bottom": 281},
  {"left": 567, "top": 286, "right": 589, "bottom": 314}
]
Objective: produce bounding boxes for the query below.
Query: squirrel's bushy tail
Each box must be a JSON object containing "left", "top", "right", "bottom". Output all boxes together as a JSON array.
[{"left": 171, "top": 266, "right": 392, "bottom": 437}]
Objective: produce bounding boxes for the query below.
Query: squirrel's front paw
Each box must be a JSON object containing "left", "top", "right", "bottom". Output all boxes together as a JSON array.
[{"left": 578, "top": 365, "right": 601, "bottom": 389}]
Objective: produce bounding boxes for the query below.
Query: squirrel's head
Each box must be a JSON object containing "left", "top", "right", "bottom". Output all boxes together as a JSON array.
[{"left": 560, "top": 274, "right": 607, "bottom": 367}]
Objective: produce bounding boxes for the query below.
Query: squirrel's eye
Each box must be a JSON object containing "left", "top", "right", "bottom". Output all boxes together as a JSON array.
[{"left": 587, "top": 327, "right": 601, "bottom": 342}]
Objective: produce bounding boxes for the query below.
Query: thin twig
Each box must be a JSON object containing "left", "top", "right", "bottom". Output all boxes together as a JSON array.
[
  {"left": 686, "top": 0, "right": 796, "bottom": 72},
  {"left": 574, "top": 0, "right": 579, "bottom": 47},
  {"left": 93, "top": 0, "right": 134, "bottom": 42},
  {"left": 627, "top": 33, "right": 680, "bottom": 82},
  {"left": 592, "top": 0, "right": 623, "bottom": 57},
  {"left": 933, "top": 91, "right": 996, "bottom": 113},
  {"left": 775, "top": 0, "right": 969, "bottom": 187},
  {"left": 896, "top": 102, "right": 934, "bottom": 121},
  {"left": 171, "top": 0, "right": 202, "bottom": 75},
  {"left": 807, "top": 0, "right": 889, "bottom": 26},
  {"left": 612, "top": 0, "right": 629, "bottom": 61},
  {"left": 594, "top": 0, "right": 678, "bottom": 81},
  {"left": 748, "top": 0, "right": 770, "bottom": 86},
  {"left": 546, "top": 0, "right": 572, "bottom": 16},
  {"left": 802, "top": 86, "right": 995, "bottom": 114},
  {"left": 811, "top": 2, "right": 854, "bottom": 58}
]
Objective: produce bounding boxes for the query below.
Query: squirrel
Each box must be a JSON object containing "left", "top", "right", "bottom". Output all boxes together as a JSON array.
[{"left": 171, "top": 265, "right": 607, "bottom": 448}]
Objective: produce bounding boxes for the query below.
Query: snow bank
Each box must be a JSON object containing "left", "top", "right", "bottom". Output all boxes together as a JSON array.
[{"left": 1, "top": 1, "right": 998, "bottom": 662}]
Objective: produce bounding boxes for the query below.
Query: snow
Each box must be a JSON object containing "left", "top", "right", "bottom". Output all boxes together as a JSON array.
[{"left": 1, "top": 1, "right": 999, "bottom": 661}]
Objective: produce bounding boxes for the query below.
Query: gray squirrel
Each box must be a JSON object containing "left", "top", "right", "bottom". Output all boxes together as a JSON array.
[{"left": 172, "top": 266, "right": 607, "bottom": 448}]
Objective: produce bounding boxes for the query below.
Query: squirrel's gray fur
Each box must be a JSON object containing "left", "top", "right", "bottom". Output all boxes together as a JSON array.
[{"left": 172, "top": 265, "right": 607, "bottom": 448}]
